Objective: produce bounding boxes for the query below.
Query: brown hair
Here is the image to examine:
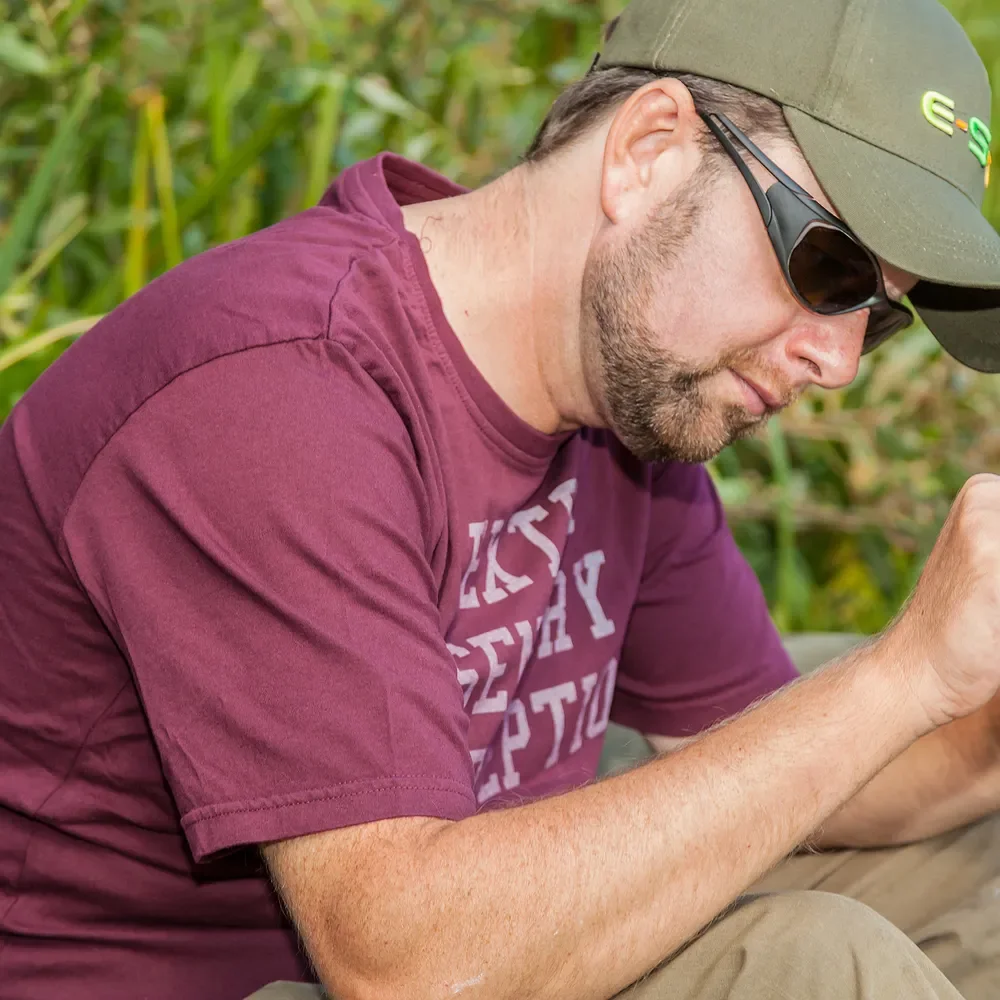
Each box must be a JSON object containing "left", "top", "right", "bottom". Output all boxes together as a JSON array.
[{"left": 523, "top": 16, "right": 791, "bottom": 164}]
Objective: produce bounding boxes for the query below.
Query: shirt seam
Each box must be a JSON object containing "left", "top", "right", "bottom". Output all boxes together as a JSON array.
[
  {"left": 58, "top": 229, "right": 361, "bottom": 541},
  {"left": 318, "top": 261, "right": 442, "bottom": 539},
  {"left": 59, "top": 330, "right": 343, "bottom": 546},
  {"left": 0, "top": 679, "right": 131, "bottom": 933},
  {"left": 182, "top": 777, "right": 474, "bottom": 827}
]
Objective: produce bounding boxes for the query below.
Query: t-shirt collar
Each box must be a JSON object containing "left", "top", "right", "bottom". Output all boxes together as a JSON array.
[{"left": 324, "top": 154, "right": 575, "bottom": 463}]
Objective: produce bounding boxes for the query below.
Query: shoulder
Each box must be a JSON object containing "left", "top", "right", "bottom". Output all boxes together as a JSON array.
[
  {"left": 64, "top": 339, "right": 433, "bottom": 529},
  {"left": 8, "top": 209, "right": 419, "bottom": 540}
]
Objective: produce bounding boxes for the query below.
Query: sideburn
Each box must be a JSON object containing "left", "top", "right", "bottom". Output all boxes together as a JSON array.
[{"left": 586, "top": 172, "right": 718, "bottom": 463}]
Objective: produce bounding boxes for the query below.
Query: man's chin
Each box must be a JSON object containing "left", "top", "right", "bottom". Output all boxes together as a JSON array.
[
  {"left": 624, "top": 432, "right": 730, "bottom": 466},
  {"left": 609, "top": 399, "right": 772, "bottom": 465},
  {"left": 651, "top": 415, "right": 769, "bottom": 464},
  {"left": 712, "top": 414, "right": 772, "bottom": 455},
  {"left": 728, "top": 413, "right": 771, "bottom": 444}
]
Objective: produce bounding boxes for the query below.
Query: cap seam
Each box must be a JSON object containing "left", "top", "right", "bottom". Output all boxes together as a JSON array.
[
  {"left": 652, "top": 0, "right": 698, "bottom": 67},
  {"left": 832, "top": 0, "right": 878, "bottom": 117}
]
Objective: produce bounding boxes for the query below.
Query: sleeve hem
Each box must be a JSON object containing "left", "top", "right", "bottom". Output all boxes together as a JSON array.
[
  {"left": 610, "top": 666, "right": 797, "bottom": 738},
  {"left": 610, "top": 695, "right": 708, "bottom": 737},
  {"left": 182, "top": 777, "right": 476, "bottom": 861}
]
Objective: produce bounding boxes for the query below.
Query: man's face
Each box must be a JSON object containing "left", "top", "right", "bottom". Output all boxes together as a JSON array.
[{"left": 580, "top": 133, "right": 913, "bottom": 464}]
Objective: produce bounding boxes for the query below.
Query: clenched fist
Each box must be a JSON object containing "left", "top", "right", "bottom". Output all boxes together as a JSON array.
[{"left": 877, "top": 474, "right": 1000, "bottom": 730}]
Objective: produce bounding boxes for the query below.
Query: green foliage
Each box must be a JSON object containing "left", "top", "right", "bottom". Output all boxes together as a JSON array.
[{"left": 2, "top": 0, "right": 999, "bottom": 635}]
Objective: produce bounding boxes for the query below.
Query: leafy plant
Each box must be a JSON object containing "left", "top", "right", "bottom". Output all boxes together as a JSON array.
[{"left": 1, "top": 0, "right": 998, "bottom": 635}]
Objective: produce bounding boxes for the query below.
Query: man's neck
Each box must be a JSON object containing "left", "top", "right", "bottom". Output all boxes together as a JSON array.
[{"left": 400, "top": 162, "right": 599, "bottom": 435}]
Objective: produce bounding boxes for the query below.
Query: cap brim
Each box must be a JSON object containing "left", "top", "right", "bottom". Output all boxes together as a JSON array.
[{"left": 784, "top": 108, "right": 1000, "bottom": 373}]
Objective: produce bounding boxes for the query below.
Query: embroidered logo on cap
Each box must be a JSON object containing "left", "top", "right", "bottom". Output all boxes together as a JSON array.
[{"left": 922, "top": 91, "right": 993, "bottom": 188}]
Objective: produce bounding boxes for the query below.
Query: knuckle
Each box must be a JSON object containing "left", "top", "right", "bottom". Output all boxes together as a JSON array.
[
  {"left": 960, "top": 474, "right": 1000, "bottom": 508},
  {"left": 954, "top": 478, "right": 1000, "bottom": 533},
  {"left": 953, "top": 506, "right": 986, "bottom": 545}
]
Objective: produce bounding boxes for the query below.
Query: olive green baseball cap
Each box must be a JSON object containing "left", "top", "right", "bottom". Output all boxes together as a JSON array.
[{"left": 595, "top": 0, "right": 1000, "bottom": 372}]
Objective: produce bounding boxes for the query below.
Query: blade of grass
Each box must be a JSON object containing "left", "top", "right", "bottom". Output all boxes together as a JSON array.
[
  {"left": 219, "top": 46, "right": 265, "bottom": 238},
  {"left": 766, "top": 417, "right": 798, "bottom": 632},
  {"left": 286, "top": 0, "right": 323, "bottom": 36},
  {"left": 0, "top": 315, "right": 103, "bottom": 374},
  {"left": 52, "top": 0, "right": 96, "bottom": 40},
  {"left": 125, "top": 109, "right": 151, "bottom": 298},
  {"left": 303, "top": 74, "right": 345, "bottom": 208},
  {"left": 0, "top": 63, "right": 100, "bottom": 296},
  {"left": 224, "top": 167, "right": 262, "bottom": 243},
  {"left": 223, "top": 45, "right": 263, "bottom": 109},
  {"left": 983, "top": 56, "right": 1000, "bottom": 225},
  {"left": 206, "top": 35, "right": 231, "bottom": 170},
  {"left": 206, "top": 33, "right": 232, "bottom": 239},
  {"left": 145, "top": 93, "right": 183, "bottom": 269},
  {"left": 0, "top": 23, "right": 52, "bottom": 76},
  {"left": 177, "top": 92, "right": 322, "bottom": 229},
  {"left": 27, "top": 1, "right": 59, "bottom": 54},
  {"left": 6, "top": 210, "right": 88, "bottom": 297},
  {"left": 83, "top": 90, "right": 322, "bottom": 312}
]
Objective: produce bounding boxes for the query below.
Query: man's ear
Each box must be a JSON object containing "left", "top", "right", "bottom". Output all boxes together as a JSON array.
[{"left": 600, "top": 78, "right": 701, "bottom": 225}]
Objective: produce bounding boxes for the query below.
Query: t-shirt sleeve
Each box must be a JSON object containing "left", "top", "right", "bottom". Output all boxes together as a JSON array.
[
  {"left": 62, "top": 340, "right": 476, "bottom": 861},
  {"left": 612, "top": 462, "right": 798, "bottom": 738}
]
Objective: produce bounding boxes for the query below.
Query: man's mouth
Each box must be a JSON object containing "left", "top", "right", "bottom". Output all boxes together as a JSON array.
[{"left": 731, "top": 371, "right": 782, "bottom": 416}]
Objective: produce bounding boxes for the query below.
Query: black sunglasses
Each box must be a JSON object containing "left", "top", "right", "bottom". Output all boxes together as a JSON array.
[{"left": 699, "top": 112, "right": 914, "bottom": 353}]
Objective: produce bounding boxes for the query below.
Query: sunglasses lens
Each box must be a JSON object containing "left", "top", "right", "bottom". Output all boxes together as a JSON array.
[{"left": 789, "top": 225, "right": 880, "bottom": 313}]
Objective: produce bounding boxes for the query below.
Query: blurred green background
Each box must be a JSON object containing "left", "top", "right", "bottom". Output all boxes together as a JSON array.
[{"left": 2, "top": 0, "right": 999, "bottom": 635}]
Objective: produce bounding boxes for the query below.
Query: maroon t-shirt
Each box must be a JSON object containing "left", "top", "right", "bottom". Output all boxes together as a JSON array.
[{"left": 0, "top": 154, "right": 796, "bottom": 998}]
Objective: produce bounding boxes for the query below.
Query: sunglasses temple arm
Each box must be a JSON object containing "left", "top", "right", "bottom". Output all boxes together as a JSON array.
[
  {"left": 700, "top": 114, "right": 773, "bottom": 226},
  {"left": 711, "top": 112, "right": 818, "bottom": 202}
]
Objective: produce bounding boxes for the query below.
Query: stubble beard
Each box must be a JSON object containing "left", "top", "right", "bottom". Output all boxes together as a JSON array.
[{"left": 582, "top": 176, "right": 776, "bottom": 465}]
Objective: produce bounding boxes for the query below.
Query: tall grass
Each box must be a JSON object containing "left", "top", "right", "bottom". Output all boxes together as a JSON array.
[{"left": 1, "top": 0, "right": 999, "bottom": 634}]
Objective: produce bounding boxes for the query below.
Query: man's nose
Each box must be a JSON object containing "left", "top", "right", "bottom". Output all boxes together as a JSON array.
[{"left": 784, "top": 310, "right": 868, "bottom": 390}]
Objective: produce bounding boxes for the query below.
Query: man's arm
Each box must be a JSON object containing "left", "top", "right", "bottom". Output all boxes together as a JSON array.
[
  {"left": 648, "top": 665, "right": 1000, "bottom": 850},
  {"left": 264, "top": 475, "right": 1000, "bottom": 1000},
  {"left": 811, "top": 695, "right": 1000, "bottom": 848},
  {"left": 651, "top": 688, "right": 1000, "bottom": 850},
  {"left": 265, "top": 650, "right": 927, "bottom": 1000}
]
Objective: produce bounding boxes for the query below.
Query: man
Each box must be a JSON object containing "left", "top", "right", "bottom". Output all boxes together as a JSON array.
[{"left": 4, "top": 0, "right": 1000, "bottom": 996}]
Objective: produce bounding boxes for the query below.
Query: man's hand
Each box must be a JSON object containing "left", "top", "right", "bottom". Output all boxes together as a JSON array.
[
  {"left": 263, "top": 476, "right": 1000, "bottom": 1000},
  {"left": 878, "top": 473, "right": 1000, "bottom": 729}
]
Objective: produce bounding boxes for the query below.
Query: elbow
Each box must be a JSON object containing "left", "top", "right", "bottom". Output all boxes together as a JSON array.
[
  {"left": 306, "top": 925, "right": 433, "bottom": 1000},
  {"left": 325, "top": 977, "right": 414, "bottom": 1000},
  {"left": 313, "top": 959, "right": 493, "bottom": 1000},
  {"left": 268, "top": 817, "right": 509, "bottom": 1000},
  {"left": 305, "top": 893, "right": 493, "bottom": 1000}
]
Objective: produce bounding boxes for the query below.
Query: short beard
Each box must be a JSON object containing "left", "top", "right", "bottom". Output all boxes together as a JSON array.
[{"left": 582, "top": 173, "right": 779, "bottom": 464}]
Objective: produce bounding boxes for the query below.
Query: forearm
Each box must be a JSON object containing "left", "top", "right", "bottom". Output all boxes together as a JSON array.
[
  {"left": 813, "top": 699, "right": 1000, "bottom": 849},
  {"left": 286, "top": 650, "right": 931, "bottom": 1000}
]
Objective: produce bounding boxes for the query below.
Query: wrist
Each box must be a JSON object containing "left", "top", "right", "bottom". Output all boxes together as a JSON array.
[{"left": 840, "top": 633, "right": 939, "bottom": 744}]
